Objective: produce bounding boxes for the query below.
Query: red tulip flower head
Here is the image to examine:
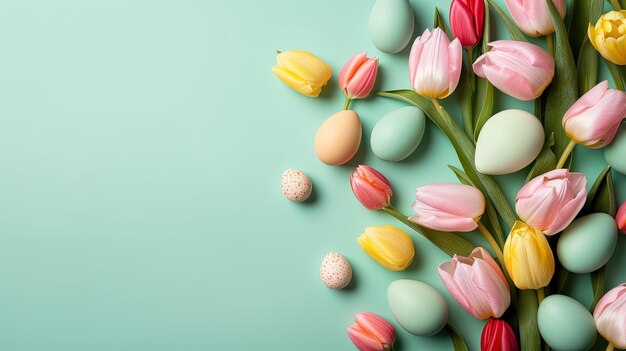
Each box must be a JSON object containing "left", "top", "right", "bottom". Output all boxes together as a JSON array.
[
  {"left": 617, "top": 202, "right": 626, "bottom": 234},
  {"left": 481, "top": 319, "right": 519, "bottom": 351},
  {"left": 339, "top": 52, "right": 379, "bottom": 99},
  {"left": 450, "top": 0, "right": 485, "bottom": 48},
  {"left": 350, "top": 165, "right": 393, "bottom": 210}
]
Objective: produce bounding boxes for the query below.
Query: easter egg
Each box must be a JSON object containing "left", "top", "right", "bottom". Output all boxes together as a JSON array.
[
  {"left": 281, "top": 169, "right": 312, "bottom": 202},
  {"left": 604, "top": 123, "right": 626, "bottom": 175},
  {"left": 557, "top": 213, "right": 617, "bottom": 274},
  {"left": 538, "top": 294, "right": 597, "bottom": 351},
  {"left": 368, "top": 0, "right": 414, "bottom": 54},
  {"left": 320, "top": 252, "right": 352, "bottom": 290},
  {"left": 475, "top": 109, "right": 544, "bottom": 175},
  {"left": 371, "top": 106, "right": 426, "bottom": 162},
  {"left": 387, "top": 279, "right": 448, "bottom": 336},
  {"left": 314, "top": 110, "right": 362, "bottom": 166}
]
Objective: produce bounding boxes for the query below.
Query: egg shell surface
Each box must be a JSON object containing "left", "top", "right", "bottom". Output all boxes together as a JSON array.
[
  {"left": 387, "top": 279, "right": 448, "bottom": 336},
  {"left": 281, "top": 169, "right": 312, "bottom": 202},
  {"left": 537, "top": 294, "right": 597, "bottom": 351},
  {"left": 368, "top": 0, "right": 414, "bottom": 54},
  {"left": 605, "top": 123, "right": 626, "bottom": 175},
  {"left": 371, "top": 106, "right": 426, "bottom": 162},
  {"left": 320, "top": 252, "right": 352, "bottom": 290},
  {"left": 314, "top": 110, "right": 362, "bottom": 166}
]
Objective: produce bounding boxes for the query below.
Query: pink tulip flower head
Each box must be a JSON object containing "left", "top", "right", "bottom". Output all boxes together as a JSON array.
[
  {"left": 473, "top": 40, "right": 554, "bottom": 101},
  {"left": 347, "top": 312, "right": 396, "bottom": 351},
  {"left": 516, "top": 169, "right": 587, "bottom": 235},
  {"left": 438, "top": 247, "right": 511, "bottom": 319},
  {"left": 409, "top": 183, "right": 485, "bottom": 232},
  {"left": 617, "top": 202, "right": 626, "bottom": 234},
  {"left": 481, "top": 319, "right": 519, "bottom": 351},
  {"left": 450, "top": 0, "right": 486, "bottom": 48},
  {"left": 338, "top": 52, "right": 379, "bottom": 100},
  {"left": 562, "top": 80, "right": 626, "bottom": 148},
  {"left": 409, "top": 27, "right": 463, "bottom": 99},
  {"left": 593, "top": 283, "right": 626, "bottom": 349},
  {"left": 350, "top": 165, "right": 393, "bottom": 210},
  {"left": 505, "top": 0, "right": 566, "bottom": 37}
]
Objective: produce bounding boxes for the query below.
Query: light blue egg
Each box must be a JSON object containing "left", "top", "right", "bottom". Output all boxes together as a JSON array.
[
  {"left": 387, "top": 279, "right": 448, "bottom": 336},
  {"left": 371, "top": 106, "right": 425, "bottom": 162},
  {"left": 538, "top": 294, "right": 597, "bottom": 351},
  {"left": 557, "top": 213, "right": 617, "bottom": 274},
  {"left": 368, "top": 0, "right": 414, "bottom": 54},
  {"left": 605, "top": 123, "right": 626, "bottom": 175}
]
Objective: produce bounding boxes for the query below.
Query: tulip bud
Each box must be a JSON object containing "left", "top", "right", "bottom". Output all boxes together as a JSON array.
[
  {"left": 593, "top": 283, "right": 626, "bottom": 349},
  {"left": 408, "top": 183, "right": 485, "bottom": 232},
  {"left": 503, "top": 221, "right": 555, "bottom": 290},
  {"left": 450, "top": 0, "right": 485, "bottom": 48},
  {"left": 271, "top": 50, "right": 332, "bottom": 97},
  {"left": 350, "top": 165, "right": 393, "bottom": 211},
  {"left": 358, "top": 226, "right": 415, "bottom": 271},
  {"left": 409, "top": 28, "right": 463, "bottom": 98},
  {"left": 347, "top": 312, "right": 396, "bottom": 351},
  {"left": 562, "top": 81, "right": 626, "bottom": 148},
  {"left": 473, "top": 40, "right": 554, "bottom": 101},
  {"left": 438, "top": 247, "right": 510, "bottom": 319},
  {"left": 588, "top": 10, "right": 626, "bottom": 65},
  {"left": 516, "top": 169, "right": 587, "bottom": 235},
  {"left": 481, "top": 319, "right": 519, "bottom": 351},
  {"left": 617, "top": 202, "right": 626, "bottom": 234},
  {"left": 505, "top": 0, "right": 566, "bottom": 37},
  {"left": 339, "top": 52, "right": 379, "bottom": 100}
]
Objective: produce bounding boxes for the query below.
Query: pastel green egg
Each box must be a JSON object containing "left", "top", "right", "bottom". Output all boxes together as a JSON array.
[
  {"left": 604, "top": 123, "right": 626, "bottom": 175},
  {"left": 371, "top": 106, "right": 426, "bottom": 162},
  {"left": 387, "top": 279, "right": 448, "bottom": 336},
  {"left": 538, "top": 294, "right": 597, "bottom": 351},
  {"left": 368, "top": 0, "right": 414, "bottom": 54},
  {"left": 557, "top": 213, "right": 617, "bottom": 274}
]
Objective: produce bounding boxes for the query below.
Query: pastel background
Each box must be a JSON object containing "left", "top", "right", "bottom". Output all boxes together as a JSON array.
[{"left": 0, "top": 0, "right": 623, "bottom": 350}]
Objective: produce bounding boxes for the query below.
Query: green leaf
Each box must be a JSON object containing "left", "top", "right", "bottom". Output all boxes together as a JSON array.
[
  {"left": 607, "top": 61, "right": 626, "bottom": 91},
  {"left": 459, "top": 58, "right": 474, "bottom": 139},
  {"left": 446, "top": 325, "right": 469, "bottom": 351},
  {"left": 472, "top": 75, "right": 494, "bottom": 140},
  {"left": 486, "top": 0, "right": 528, "bottom": 42},
  {"left": 526, "top": 133, "right": 556, "bottom": 182},
  {"left": 518, "top": 290, "right": 541, "bottom": 351},
  {"left": 568, "top": 0, "right": 602, "bottom": 59},
  {"left": 434, "top": 7, "right": 449, "bottom": 34},
  {"left": 577, "top": 38, "right": 599, "bottom": 96},
  {"left": 590, "top": 266, "right": 605, "bottom": 311},
  {"left": 544, "top": 0, "right": 578, "bottom": 161},
  {"left": 583, "top": 165, "right": 617, "bottom": 216}
]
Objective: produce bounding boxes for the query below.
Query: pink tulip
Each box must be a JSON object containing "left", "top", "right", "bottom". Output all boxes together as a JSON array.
[
  {"left": 617, "top": 202, "right": 626, "bottom": 234},
  {"left": 593, "top": 283, "right": 626, "bottom": 349},
  {"left": 473, "top": 40, "right": 554, "bottom": 101},
  {"left": 338, "top": 52, "right": 379, "bottom": 100},
  {"left": 409, "top": 183, "right": 485, "bottom": 232},
  {"left": 481, "top": 319, "right": 519, "bottom": 351},
  {"left": 438, "top": 247, "right": 510, "bottom": 319},
  {"left": 350, "top": 165, "right": 393, "bottom": 210},
  {"left": 515, "top": 169, "right": 587, "bottom": 235},
  {"left": 562, "top": 80, "right": 626, "bottom": 148},
  {"left": 505, "top": 0, "right": 566, "bottom": 37},
  {"left": 347, "top": 312, "right": 396, "bottom": 351},
  {"left": 409, "top": 28, "right": 463, "bottom": 99},
  {"left": 450, "top": 0, "right": 485, "bottom": 48}
]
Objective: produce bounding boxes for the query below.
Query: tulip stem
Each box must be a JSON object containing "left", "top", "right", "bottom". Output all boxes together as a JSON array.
[
  {"left": 610, "top": 0, "right": 622, "bottom": 10},
  {"left": 546, "top": 35, "right": 554, "bottom": 56},
  {"left": 536, "top": 288, "right": 545, "bottom": 304},
  {"left": 467, "top": 48, "right": 475, "bottom": 90},
  {"left": 555, "top": 139, "right": 576, "bottom": 169},
  {"left": 606, "top": 343, "right": 615, "bottom": 351},
  {"left": 343, "top": 97, "right": 352, "bottom": 110},
  {"left": 477, "top": 222, "right": 505, "bottom": 265}
]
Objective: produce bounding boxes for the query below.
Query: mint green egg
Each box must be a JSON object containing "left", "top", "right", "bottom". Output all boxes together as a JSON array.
[
  {"left": 368, "top": 0, "right": 414, "bottom": 54},
  {"left": 371, "top": 106, "right": 425, "bottom": 162},
  {"left": 605, "top": 123, "right": 626, "bottom": 175},
  {"left": 557, "top": 213, "right": 617, "bottom": 274},
  {"left": 538, "top": 294, "right": 597, "bottom": 351},
  {"left": 387, "top": 279, "right": 448, "bottom": 336}
]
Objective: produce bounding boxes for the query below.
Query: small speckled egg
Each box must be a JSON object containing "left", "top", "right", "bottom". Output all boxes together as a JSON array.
[
  {"left": 320, "top": 252, "right": 352, "bottom": 290},
  {"left": 538, "top": 294, "right": 597, "bottom": 351},
  {"left": 281, "top": 169, "right": 312, "bottom": 202},
  {"left": 388, "top": 279, "right": 448, "bottom": 336}
]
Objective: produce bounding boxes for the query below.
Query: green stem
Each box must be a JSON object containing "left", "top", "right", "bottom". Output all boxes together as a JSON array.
[
  {"left": 477, "top": 221, "right": 517, "bottom": 303},
  {"left": 467, "top": 47, "right": 475, "bottom": 91},
  {"left": 445, "top": 324, "right": 469, "bottom": 351},
  {"left": 546, "top": 34, "right": 554, "bottom": 56},
  {"left": 610, "top": 0, "right": 622, "bottom": 10},
  {"left": 606, "top": 343, "right": 615, "bottom": 351},
  {"left": 555, "top": 139, "right": 576, "bottom": 169},
  {"left": 537, "top": 288, "right": 546, "bottom": 304},
  {"left": 343, "top": 97, "right": 352, "bottom": 110}
]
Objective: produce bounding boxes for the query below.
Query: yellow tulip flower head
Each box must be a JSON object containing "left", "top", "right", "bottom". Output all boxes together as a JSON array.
[
  {"left": 272, "top": 50, "right": 332, "bottom": 97},
  {"left": 588, "top": 10, "right": 626, "bottom": 65},
  {"left": 503, "top": 221, "right": 555, "bottom": 290},
  {"left": 357, "top": 225, "right": 415, "bottom": 271}
]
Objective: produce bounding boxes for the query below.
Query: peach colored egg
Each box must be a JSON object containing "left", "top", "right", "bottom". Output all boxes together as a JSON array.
[
  {"left": 314, "top": 110, "right": 362, "bottom": 166},
  {"left": 320, "top": 252, "right": 352, "bottom": 289},
  {"left": 281, "top": 169, "right": 312, "bottom": 202}
]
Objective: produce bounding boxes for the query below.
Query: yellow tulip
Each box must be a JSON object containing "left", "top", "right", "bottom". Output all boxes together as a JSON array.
[
  {"left": 503, "top": 221, "right": 555, "bottom": 290},
  {"left": 357, "top": 225, "right": 415, "bottom": 271},
  {"left": 588, "top": 10, "right": 626, "bottom": 65},
  {"left": 272, "top": 50, "right": 332, "bottom": 97}
]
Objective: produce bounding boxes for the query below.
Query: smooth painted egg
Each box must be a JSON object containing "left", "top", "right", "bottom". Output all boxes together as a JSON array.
[
  {"left": 368, "top": 0, "right": 414, "bottom": 54},
  {"left": 281, "top": 169, "right": 312, "bottom": 202},
  {"left": 314, "top": 110, "right": 362, "bottom": 166},
  {"left": 475, "top": 109, "right": 544, "bottom": 175},
  {"left": 538, "top": 294, "right": 597, "bottom": 351},
  {"left": 387, "top": 279, "right": 448, "bottom": 336},
  {"left": 605, "top": 123, "right": 626, "bottom": 175},
  {"left": 557, "top": 213, "right": 617, "bottom": 274},
  {"left": 320, "top": 252, "right": 352, "bottom": 290},
  {"left": 371, "top": 106, "right": 426, "bottom": 162}
]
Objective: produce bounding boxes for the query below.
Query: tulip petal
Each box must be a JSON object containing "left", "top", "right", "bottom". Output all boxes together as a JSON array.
[
  {"left": 481, "top": 63, "right": 536, "bottom": 101},
  {"left": 450, "top": 0, "right": 479, "bottom": 47},
  {"left": 439, "top": 261, "right": 474, "bottom": 315},
  {"left": 594, "top": 284, "right": 626, "bottom": 348},
  {"left": 347, "top": 57, "right": 378, "bottom": 99},
  {"left": 563, "top": 81, "right": 609, "bottom": 118},
  {"left": 617, "top": 202, "right": 626, "bottom": 233},
  {"left": 272, "top": 66, "right": 316, "bottom": 96},
  {"left": 339, "top": 52, "right": 367, "bottom": 92},
  {"left": 415, "top": 183, "right": 485, "bottom": 218},
  {"left": 347, "top": 325, "right": 384, "bottom": 351},
  {"left": 355, "top": 312, "right": 396, "bottom": 346},
  {"left": 448, "top": 39, "right": 463, "bottom": 96},
  {"left": 277, "top": 51, "right": 332, "bottom": 86},
  {"left": 409, "top": 29, "right": 430, "bottom": 89},
  {"left": 410, "top": 210, "right": 479, "bottom": 232}
]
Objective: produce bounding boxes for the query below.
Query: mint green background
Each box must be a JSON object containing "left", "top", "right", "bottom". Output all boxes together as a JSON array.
[{"left": 0, "top": 1, "right": 624, "bottom": 350}]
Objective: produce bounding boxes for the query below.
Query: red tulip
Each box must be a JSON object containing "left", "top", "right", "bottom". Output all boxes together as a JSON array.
[
  {"left": 450, "top": 0, "right": 485, "bottom": 48},
  {"left": 617, "top": 202, "right": 626, "bottom": 234},
  {"left": 481, "top": 319, "right": 519, "bottom": 351},
  {"left": 350, "top": 165, "right": 393, "bottom": 210}
]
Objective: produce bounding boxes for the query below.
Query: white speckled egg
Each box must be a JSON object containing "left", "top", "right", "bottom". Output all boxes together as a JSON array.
[
  {"left": 320, "top": 252, "right": 352, "bottom": 290},
  {"left": 281, "top": 169, "right": 312, "bottom": 202},
  {"left": 475, "top": 109, "right": 544, "bottom": 175}
]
